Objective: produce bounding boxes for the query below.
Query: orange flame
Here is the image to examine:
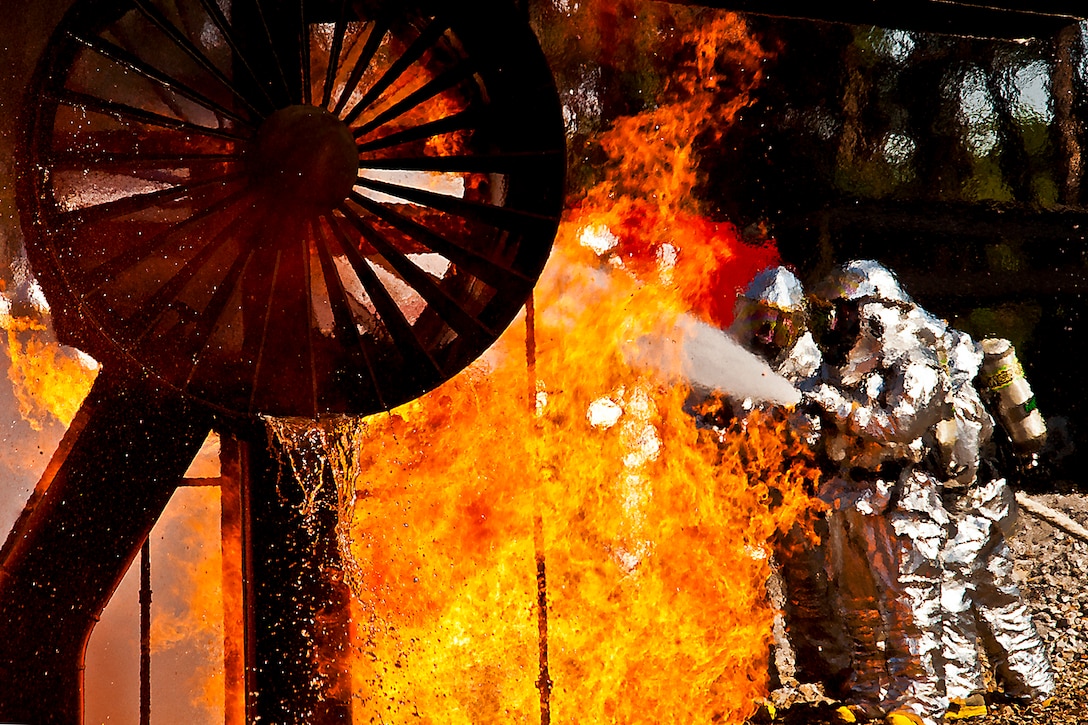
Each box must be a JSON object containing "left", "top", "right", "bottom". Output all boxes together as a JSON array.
[
  {"left": 568, "top": 8, "right": 778, "bottom": 328},
  {"left": 1, "top": 311, "right": 98, "bottom": 430},
  {"left": 251, "top": 9, "right": 822, "bottom": 725},
  {"left": 148, "top": 487, "right": 229, "bottom": 720},
  {"left": 310, "top": 235, "right": 820, "bottom": 723},
  {"left": 135, "top": 8, "right": 819, "bottom": 723}
]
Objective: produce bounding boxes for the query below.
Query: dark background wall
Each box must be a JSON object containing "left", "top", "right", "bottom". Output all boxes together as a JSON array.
[
  {"left": 2, "top": 1, "right": 1084, "bottom": 489},
  {"left": 532, "top": 1, "right": 1088, "bottom": 487},
  {"left": 699, "top": 15, "right": 1088, "bottom": 486}
]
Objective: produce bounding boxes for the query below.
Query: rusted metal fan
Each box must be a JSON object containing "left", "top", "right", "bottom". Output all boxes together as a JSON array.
[
  {"left": 0, "top": 1, "right": 563, "bottom": 719},
  {"left": 19, "top": 0, "right": 565, "bottom": 418}
]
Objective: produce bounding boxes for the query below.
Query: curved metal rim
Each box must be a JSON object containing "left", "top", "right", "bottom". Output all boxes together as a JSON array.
[{"left": 17, "top": 0, "right": 566, "bottom": 418}]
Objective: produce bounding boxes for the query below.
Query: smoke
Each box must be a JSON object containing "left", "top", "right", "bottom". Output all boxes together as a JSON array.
[{"left": 625, "top": 313, "right": 801, "bottom": 407}]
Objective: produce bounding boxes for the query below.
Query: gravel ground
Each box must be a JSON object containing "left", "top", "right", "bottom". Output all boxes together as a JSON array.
[{"left": 765, "top": 488, "right": 1088, "bottom": 725}]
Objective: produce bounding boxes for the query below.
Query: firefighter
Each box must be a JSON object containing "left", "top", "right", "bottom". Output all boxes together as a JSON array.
[
  {"left": 730, "top": 265, "right": 821, "bottom": 389},
  {"left": 937, "top": 330, "right": 1055, "bottom": 719},
  {"left": 729, "top": 266, "right": 853, "bottom": 701},
  {"left": 805, "top": 260, "right": 952, "bottom": 725}
]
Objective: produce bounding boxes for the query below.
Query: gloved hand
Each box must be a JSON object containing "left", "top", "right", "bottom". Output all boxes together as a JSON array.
[{"left": 804, "top": 383, "right": 853, "bottom": 420}]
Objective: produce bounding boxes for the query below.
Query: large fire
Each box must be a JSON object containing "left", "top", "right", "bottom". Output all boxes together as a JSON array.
[
  {"left": 269, "top": 7, "right": 821, "bottom": 724},
  {"left": 286, "top": 337, "right": 821, "bottom": 724},
  {"left": 1, "top": 5, "right": 825, "bottom": 724}
]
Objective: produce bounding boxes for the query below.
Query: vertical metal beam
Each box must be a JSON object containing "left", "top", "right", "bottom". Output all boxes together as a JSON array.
[
  {"left": 219, "top": 435, "right": 247, "bottom": 725},
  {"left": 1054, "top": 22, "right": 1083, "bottom": 204},
  {"left": 240, "top": 444, "right": 259, "bottom": 725},
  {"left": 525, "top": 295, "right": 552, "bottom": 725},
  {"left": 232, "top": 422, "right": 354, "bottom": 724}
]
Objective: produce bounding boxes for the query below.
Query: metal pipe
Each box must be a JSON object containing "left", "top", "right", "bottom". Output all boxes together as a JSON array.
[
  {"left": 1016, "top": 491, "right": 1088, "bottom": 544},
  {"left": 219, "top": 435, "right": 246, "bottom": 725},
  {"left": 525, "top": 293, "right": 552, "bottom": 725},
  {"left": 140, "top": 539, "right": 151, "bottom": 725}
]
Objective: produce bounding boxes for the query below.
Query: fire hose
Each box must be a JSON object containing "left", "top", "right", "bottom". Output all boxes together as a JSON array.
[{"left": 1015, "top": 491, "right": 1088, "bottom": 544}]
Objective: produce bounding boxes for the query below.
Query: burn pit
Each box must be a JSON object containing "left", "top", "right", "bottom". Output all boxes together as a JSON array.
[{"left": 2, "top": 0, "right": 1088, "bottom": 723}]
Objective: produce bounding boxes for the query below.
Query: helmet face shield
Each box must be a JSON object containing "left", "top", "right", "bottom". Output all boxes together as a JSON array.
[
  {"left": 732, "top": 300, "right": 802, "bottom": 362},
  {"left": 817, "top": 298, "right": 861, "bottom": 366},
  {"left": 814, "top": 259, "right": 911, "bottom": 305}
]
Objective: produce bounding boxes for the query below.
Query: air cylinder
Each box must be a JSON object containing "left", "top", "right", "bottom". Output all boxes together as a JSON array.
[{"left": 979, "top": 338, "right": 1046, "bottom": 455}]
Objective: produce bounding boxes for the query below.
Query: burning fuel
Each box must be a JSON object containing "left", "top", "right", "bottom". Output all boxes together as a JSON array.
[
  {"left": 0, "top": 4, "right": 823, "bottom": 722},
  {"left": 272, "top": 344, "right": 821, "bottom": 724},
  {"left": 260, "top": 8, "right": 819, "bottom": 724}
]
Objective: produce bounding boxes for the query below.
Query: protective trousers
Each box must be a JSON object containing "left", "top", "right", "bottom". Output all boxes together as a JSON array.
[
  {"left": 942, "top": 477, "right": 1055, "bottom": 701},
  {"left": 826, "top": 469, "right": 949, "bottom": 725},
  {"left": 775, "top": 515, "right": 852, "bottom": 696}
]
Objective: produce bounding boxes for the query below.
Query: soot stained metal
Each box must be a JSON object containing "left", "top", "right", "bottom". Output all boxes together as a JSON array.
[{"left": 0, "top": 0, "right": 564, "bottom": 721}]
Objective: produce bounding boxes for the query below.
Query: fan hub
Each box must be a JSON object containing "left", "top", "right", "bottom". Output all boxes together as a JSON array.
[{"left": 253, "top": 105, "right": 358, "bottom": 212}]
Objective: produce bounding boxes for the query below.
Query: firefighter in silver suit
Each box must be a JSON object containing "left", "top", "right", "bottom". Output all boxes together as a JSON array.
[
  {"left": 731, "top": 266, "right": 822, "bottom": 390},
  {"left": 937, "top": 329, "right": 1054, "bottom": 719},
  {"left": 730, "top": 266, "right": 853, "bottom": 699},
  {"left": 806, "top": 260, "right": 952, "bottom": 725}
]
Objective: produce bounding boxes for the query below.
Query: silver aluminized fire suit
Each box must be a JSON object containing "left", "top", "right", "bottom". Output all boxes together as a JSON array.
[
  {"left": 730, "top": 266, "right": 853, "bottom": 697},
  {"left": 938, "top": 330, "right": 1055, "bottom": 705},
  {"left": 807, "top": 260, "right": 952, "bottom": 725}
]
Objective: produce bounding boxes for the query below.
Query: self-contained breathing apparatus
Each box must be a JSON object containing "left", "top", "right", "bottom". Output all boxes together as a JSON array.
[
  {"left": 933, "top": 335, "right": 1048, "bottom": 494},
  {"left": 978, "top": 338, "right": 1047, "bottom": 458}
]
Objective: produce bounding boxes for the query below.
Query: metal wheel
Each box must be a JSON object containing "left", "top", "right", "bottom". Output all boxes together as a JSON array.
[{"left": 17, "top": 0, "right": 565, "bottom": 417}]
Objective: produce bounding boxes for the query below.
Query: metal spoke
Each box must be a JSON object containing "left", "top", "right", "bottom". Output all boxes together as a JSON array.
[
  {"left": 235, "top": 215, "right": 309, "bottom": 412},
  {"left": 51, "top": 150, "right": 242, "bottom": 173},
  {"left": 231, "top": 246, "right": 279, "bottom": 400},
  {"left": 347, "top": 190, "right": 532, "bottom": 294},
  {"left": 338, "top": 202, "right": 496, "bottom": 348},
  {"left": 350, "top": 60, "right": 476, "bottom": 140},
  {"left": 298, "top": 0, "right": 311, "bottom": 105},
  {"left": 320, "top": 0, "right": 351, "bottom": 110},
  {"left": 245, "top": 248, "right": 284, "bottom": 412},
  {"left": 358, "top": 150, "right": 562, "bottom": 175},
  {"left": 58, "top": 170, "right": 248, "bottom": 227},
  {"left": 55, "top": 88, "right": 250, "bottom": 142},
  {"left": 311, "top": 217, "right": 384, "bottom": 409},
  {"left": 300, "top": 238, "right": 319, "bottom": 413},
  {"left": 247, "top": 239, "right": 318, "bottom": 415},
  {"left": 326, "top": 212, "right": 444, "bottom": 383},
  {"left": 126, "top": 204, "right": 258, "bottom": 341},
  {"left": 342, "top": 17, "right": 451, "bottom": 127},
  {"left": 248, "top": 0, "right": 293, "bottom": 103},
  {"left": 133, "top": 0, "right": 267, "bottom": 117},
  {"left": 352, "top": 176, "right": 558, "bottom": 236},
  {"left": 68, "top": 30, "right": 255, "bottom": 128},
  {"left": 194, "top": 0, "right": 278, "bottom": 111},
  {"left": 81, "top": 184, "right": 254, "bottom": 293},
  {"left": 182, "top": 248, "right": 254, "bottom": 368},
  {"left": 332, "top": 18, "right": 389, "bottom": 117},
  {"left": 354, "top": 107, "right": 480, "bottom": 150}
]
